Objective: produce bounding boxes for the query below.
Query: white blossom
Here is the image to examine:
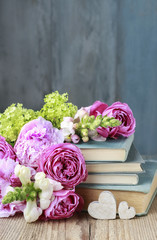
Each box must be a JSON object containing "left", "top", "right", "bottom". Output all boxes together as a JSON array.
[
  {"left": 34, "top": 172, "right": 54, "bottom": 210},
  {"left": 60, "top": 117, "right": 75, "bottom": 138},
  {"left": 14, "top": 164, "right": 31, "bottom": 185},
  {"left": 24, "top": 200, "right": 42, "bottom": 223}
]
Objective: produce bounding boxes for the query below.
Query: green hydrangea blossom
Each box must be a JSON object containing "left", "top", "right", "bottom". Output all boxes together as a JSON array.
[
  {"left": 0, "top": 91, "right": 77, "bottom": 145},
  {"left": 0, "top": 103, "right": 39, "bottom": 145},
  {"left": 40, "top": 91, "right": 78, "bottom": 129}
]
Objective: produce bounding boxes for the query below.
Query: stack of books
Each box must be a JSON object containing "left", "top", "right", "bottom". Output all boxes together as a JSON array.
[{"left": 76, "top": 134, "right": 157, "bottom": 216}]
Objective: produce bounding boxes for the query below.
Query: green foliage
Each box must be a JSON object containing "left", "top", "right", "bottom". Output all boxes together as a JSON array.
[
  {"left": 40, "top": 91, "right": 78, "bottom": 128},
  {"left": 75, "top": 115, "right": 121, "bottom": 141},
  {"left": 2, "top": 183, "right": 41, "bottom": 204},
  {"left": 0, "top": 91, "right": 77, "bottom": 144},
  {"left": 0, "top": 103, "right": 39, "bottom": 145}
]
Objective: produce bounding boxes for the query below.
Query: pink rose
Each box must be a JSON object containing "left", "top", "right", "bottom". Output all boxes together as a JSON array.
[
  {"left": 43, "top": 189, "right": 84, "bottom": 220},
  {"left": 0, "top": 136, "right": 16, "bottom": 160},
  {"left": 38, "top": 143, "right": 88, "bottom": 188},
  {"left": 89, "top": 101, "right": 108, "bottom": 117},
  {"left": 14, "top": 117, "right": 64, "bottom": 169},
  {"left": 103, "top": 102, "right": 136, "bottom": 138}
]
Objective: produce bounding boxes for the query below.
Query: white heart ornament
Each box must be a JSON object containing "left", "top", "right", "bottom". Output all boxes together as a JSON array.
[
  {"left": 118, "top": 201, "right": 136, "bottom": 219},
  {"left": 88, "top": 191, "right": 116, "bottom": 219}
]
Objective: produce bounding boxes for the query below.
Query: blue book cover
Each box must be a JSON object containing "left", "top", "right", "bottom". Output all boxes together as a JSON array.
[
  {"left": 77, "top": 160, "right": 157, "bottom": 215},
  {"left": 76, "top": 134, "right": 134, "bottom": 162},
  {"left": 79, "top": 160, "right": 157, "bottom": 192},
  {"left": 86, "top": 144, "right": 145, "bottom": 173}
]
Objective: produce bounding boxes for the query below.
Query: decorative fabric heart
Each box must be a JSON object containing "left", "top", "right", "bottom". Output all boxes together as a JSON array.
[
  {"left": 118, "top": 201, "right": 136, "bottom": 219},
  {"left": 88, "top": 191, "right": 116, "bottom": 219}
]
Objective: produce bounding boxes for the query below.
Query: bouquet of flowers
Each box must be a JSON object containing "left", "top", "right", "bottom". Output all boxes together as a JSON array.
[{"left": 0, "top": 91, "right": 135, "bottom": 223}]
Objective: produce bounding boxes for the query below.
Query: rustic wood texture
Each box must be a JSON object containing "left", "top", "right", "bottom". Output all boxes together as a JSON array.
[
  {"left": 0, "top": 0, "right": 52, "bottom": 110},
  {"left": 0, "top": 196, "right": 157, "bottom": 240},
  {"left": 0, "top": 0, "right": 157, "bottom": 155}
]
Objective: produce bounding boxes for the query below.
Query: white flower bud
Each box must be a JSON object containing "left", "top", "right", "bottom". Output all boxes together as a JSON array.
[
  {"left": 74, "top": 108, "right": 88, "bottom": 120},
  {"left": 14, "top": 165, "right": 31, "bottom": 185},
  {"left": 39, "top": 187, "right": 53, "bottom": 200},
  {"left": 14, "top": 164, "right": 22, "bottom": 177},
  {"left": 48, "top": 178, "right": 63, "bottom": 191},
  {"left": 34, "top": 172, "right": 46, "bottom": 181},
  {"left": 24, "top": 200, "right": 42, "bottom": 223},
  {"left": 37, "top": 178, "right": 51, "bottom": 191},
  {"left": 34, "top": 173, "right": 54, "bottom": 211},
  {"left": 40, "top": 199, "right": 51, "bottom": 210},
  {"left": 60, "top": 119, "right": 75, "bottom": 137}
]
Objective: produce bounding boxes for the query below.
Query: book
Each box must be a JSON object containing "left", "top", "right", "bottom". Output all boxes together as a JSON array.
[
  {"left": 85, "top": 173, "right": 139, "bottom": 185},
  {"left": 76, "top": 134, "right": 134, "bottom": 162},
  {"left": 77, "top": 160, "right": 157, "bottom": 215},
  {"left": 86, "top": 144, "right": 144, "bottom": 173}
]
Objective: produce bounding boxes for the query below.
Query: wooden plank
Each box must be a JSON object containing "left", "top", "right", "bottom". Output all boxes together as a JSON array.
[
  {"left": 65, "top": 212, "right": 89, "bottom": 240},
  {"left": 0, "top": 0, "right": 157, "bottom": 155},
  {"left": 0, "top": 0, "right": 52, "bottom": 111},
  {"left": 51, "top": 0, "right": 118, "bottom": 107},
  {"left": 116, "top": 0, "right": 157, "bottom": 155},
  {"left": 0, "top": 196, "right": 157, "bottom": 240}
]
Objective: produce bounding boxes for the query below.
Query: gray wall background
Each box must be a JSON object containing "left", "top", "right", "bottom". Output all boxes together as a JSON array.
[{"left": 0, "top": 0, "right": 157, "bottom": 155}]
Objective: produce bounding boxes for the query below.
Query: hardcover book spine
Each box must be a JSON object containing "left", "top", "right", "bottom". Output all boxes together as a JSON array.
[{"left": 123, "top": 134, "right": 134, "bottom": 161}]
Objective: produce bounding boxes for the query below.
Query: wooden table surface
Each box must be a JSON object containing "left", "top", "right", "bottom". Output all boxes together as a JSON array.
[{"left": 0, "top": 196, "right": 157, "bottom": 240}]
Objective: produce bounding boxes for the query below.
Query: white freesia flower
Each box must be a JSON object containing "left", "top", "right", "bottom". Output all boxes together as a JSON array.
[
  {"left": 74, "top": 108, "right": 89, "bottom": 120},
  {"left": 39, "top": 199, "right": 51, "bottom": 210},
  {"left": 48, "top": 178, "right": 63, "bottom": 191},
  {"left": 34, "top": 172, "right": 54, "bottom": 210},
  {"left": 39, "top": 187, "right": 53, "bottom": 200},
  {"left": 34, "top": 172, "right": 46, "bottom": 181},
  {"left": 14, "top": 164, "right": 21, "bottom": 176},
  {"left": 34, "top": 172, "right": 51, "bottom": 190},
  {"left": 88, "top": 130, "right": 106, "bottom": 142},
  {"left": 39, "top": 178, "right": 51, "bottom": 191},
  {"left": 24, "top": 200, "right": 42, "bottom": 223},
  {"left": 14, "top": 164, "right": 31, "bottom": 185},
  {"left": 60, "top": 117, "right": 75, "bottom": 137}
]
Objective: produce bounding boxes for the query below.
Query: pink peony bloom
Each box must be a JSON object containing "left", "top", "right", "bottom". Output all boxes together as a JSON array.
[
  {"left": 0, "top": 158, "right": 25, "bottom": 218},
  {"left": 0, "top": 158, "right": 19, "bottom": 193},
  {"left": 0, "top": 136, "right": 16, "bottom": 160},
  {"left": 38, "top": 143, "right": 88, "bottom": 188},
  {"left": 0, "top": 200, "right": 25, "bottom": 218},
  {"left": 0, "top": 158, "right": 21, "bottom": 218},
  {"left": 14, "top": 117, "right": 64, "bottom": 169},
  {"left": 43, "top": 189, "right": 84, "bottom": 220},
  {"left": 103, "top": 102, "right": 136, "bottom": 138}
]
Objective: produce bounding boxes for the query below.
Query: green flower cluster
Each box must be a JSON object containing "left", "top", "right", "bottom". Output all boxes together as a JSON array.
[
  {"left": 2, "top": 183, "right": 41, "bottom": 204},
  {"left": 40, "top": 91, "right": 77, "bottom": 128},
  {"left": 0, "top": 91, "right": 77, "bottom": 145},
  {"left": 75, "top": 115, "right": 121, "bottom": 142},
  {"left": 0, "top": 104, "right": 39, "bottom": 145}
]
